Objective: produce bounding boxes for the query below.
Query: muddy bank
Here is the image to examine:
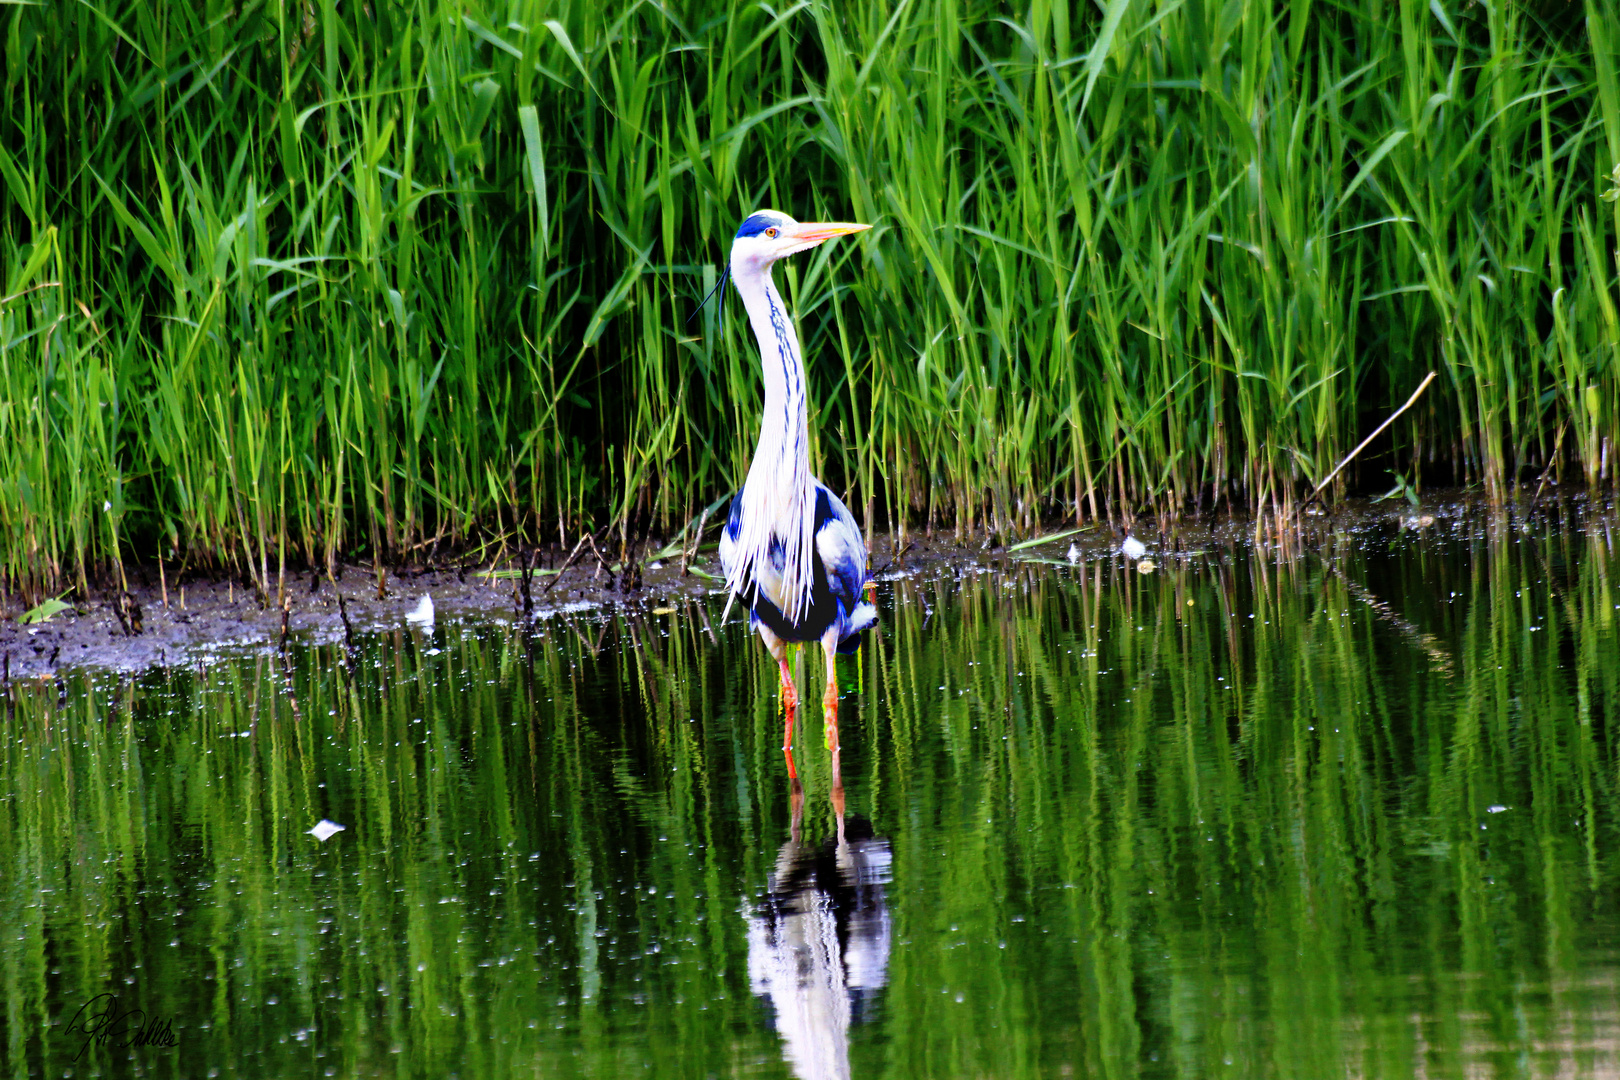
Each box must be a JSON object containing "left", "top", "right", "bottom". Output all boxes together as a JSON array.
[
  {"left": 0, "top": 492, "right": 1608, "bottom": 681},
  {"left": 0, "top": 532, "right": 988, "bottom": 680}
]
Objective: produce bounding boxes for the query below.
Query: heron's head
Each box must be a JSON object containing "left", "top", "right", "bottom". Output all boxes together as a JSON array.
[{"left": 729, "top": 210, "right": 870, "bottom": 277}]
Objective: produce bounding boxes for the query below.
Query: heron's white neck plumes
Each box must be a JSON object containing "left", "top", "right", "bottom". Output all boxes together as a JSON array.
[{"left": 726, "top": 252, "right": 817, "bottom": 624}]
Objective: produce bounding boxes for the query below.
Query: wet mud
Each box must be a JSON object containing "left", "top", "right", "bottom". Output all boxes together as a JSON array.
[{"left": 0, "top": 491, "right": 1608, "bottom": 681}]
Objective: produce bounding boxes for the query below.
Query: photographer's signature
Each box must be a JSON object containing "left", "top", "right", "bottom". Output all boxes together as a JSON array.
[{"left": 65, "top": 993, "right": 177, "bottom": 1060}]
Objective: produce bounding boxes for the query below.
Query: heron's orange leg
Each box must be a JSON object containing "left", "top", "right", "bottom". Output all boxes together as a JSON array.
[
  {"left": 776, "top": 653, "right": 799, "bottom": 711},
  {"left": 829, "top": 775, "right": 846, "bottom": 843},
  {"left": 821, "top": 632, "right": 842, "bottom": 784},
  {"left": 788, "top": 773, "right": 805, "bottom": 842},
  {"left": 777, "top": 653, "right": 799, "bottom": 753}
]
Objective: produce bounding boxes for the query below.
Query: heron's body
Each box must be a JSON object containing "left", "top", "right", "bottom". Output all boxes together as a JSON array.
[
  {"left": 720, "top": 482, "right": 871, "bottom": 646},
  {"left": 715, "top": 209, "right": 876, "bottom": 760}
]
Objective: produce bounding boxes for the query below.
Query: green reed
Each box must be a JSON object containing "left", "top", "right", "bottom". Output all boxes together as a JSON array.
[{"left": 2, "top": 0, "right": 1619, "bottom": 600}]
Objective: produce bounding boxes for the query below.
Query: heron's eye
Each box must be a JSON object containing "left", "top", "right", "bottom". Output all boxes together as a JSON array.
[{"left": 764, "top": 226, "right": 778, "bottom": 238}]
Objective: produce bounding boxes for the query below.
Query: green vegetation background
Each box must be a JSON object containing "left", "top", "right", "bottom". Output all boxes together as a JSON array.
[{"left": 3, "top": 0, "right": 1619, "bottom": 598}]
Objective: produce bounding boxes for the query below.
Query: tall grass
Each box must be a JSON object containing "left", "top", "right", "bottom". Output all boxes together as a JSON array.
[{"left": 2, "top": 0, "right": 1618, "bottom": 599}]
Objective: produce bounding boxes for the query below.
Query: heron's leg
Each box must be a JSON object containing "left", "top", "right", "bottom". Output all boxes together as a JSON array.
[
  {"left": 779, "top": 684, "right": 798, "bottom": 766},
  {"left": 758, "top": 625, "right": 797, "bottom": 753},
  {"left": 788, "top": 773, "right": 805, "bottom": 844},
  {"left": 829, "top": 772, "right": 845, "bottom": 845},
  {"left": 777, "top": 655, "right": 798, "bottom": 713},
  {"left": 820, "top": 627, "right": 842, "bottom": 783}
]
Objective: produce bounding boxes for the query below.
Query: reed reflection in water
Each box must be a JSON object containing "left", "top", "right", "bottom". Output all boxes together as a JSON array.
[{"left": 2, "top": 521, "right": 1619, "bottom": 1078}]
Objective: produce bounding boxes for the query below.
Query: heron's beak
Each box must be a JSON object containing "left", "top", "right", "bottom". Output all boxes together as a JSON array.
[{"left": 787, "top": 222, "right": 871, "bottom": 246}]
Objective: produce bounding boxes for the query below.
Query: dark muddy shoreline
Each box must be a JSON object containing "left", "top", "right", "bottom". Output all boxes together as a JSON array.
[
  {"left": 1, "top": 491, "right": 1610, "bottom": 681},
  {"left": 0, "top": 531, "right": 995, "bottom": 680}
]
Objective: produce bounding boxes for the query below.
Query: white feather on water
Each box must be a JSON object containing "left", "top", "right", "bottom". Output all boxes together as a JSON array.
[
  {"left": 308, "top": 820, "right": 346, "bottom": 842},
  {"left": 406, "top": 594, "right": 435, "bottom": 626}
]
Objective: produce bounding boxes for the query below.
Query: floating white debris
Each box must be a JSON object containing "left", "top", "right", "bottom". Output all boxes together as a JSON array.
[
  {"left": 1065, "top": 542, "right": 1081, "bottom": 565},
  {"left": 1137, "top": 559, "right": 1157, "bottom": 574},
  {"left": 1486, "top": 805, "right": 1508, "bottom": 814},
  {"left": 308, "top": 820, "right": 346, "bottom": 842},
  {"left": 406, "top": 594, "right": 435, "bottom": 626},
  {"left": 1120, "top": 535, "right": 1147, "bottom": 560}
]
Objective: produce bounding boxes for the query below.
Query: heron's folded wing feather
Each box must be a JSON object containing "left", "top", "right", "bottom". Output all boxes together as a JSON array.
[
  {"left": 721, "top": 488, "right": 795, "bottom": 614},
  {"left": 717, "top": 493, "right": 741, "bottom": 580},
  {"left": 813, "top": 486, "right": 867, "bottom": 609}
]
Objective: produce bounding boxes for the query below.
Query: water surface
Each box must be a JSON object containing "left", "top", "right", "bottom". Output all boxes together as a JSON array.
[{"left": 4, "top": 523, "right": 1619, "bottom": 1078}]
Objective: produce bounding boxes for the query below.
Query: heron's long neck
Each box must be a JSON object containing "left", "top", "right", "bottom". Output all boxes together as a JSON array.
[
  {"left": 730, "top": 259, "right": 816, "bottom": 622},
  {"left": 738, "top": 268, "right": 809, "bottom": 471}
]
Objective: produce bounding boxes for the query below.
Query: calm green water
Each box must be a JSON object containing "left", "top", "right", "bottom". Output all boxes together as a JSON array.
[{"left": 4, "top": 524, "right": 1620, "bottom": 1078}]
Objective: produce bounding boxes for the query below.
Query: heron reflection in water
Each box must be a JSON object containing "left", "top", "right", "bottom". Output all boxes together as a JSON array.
[{"left": 747, "top": 756, "right": 891, "bottom": 1080}]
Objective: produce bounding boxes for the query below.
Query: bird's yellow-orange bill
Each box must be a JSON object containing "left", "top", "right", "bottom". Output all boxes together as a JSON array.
[{"left": 789, "top": 222, "right": 871, "bottom": 243}]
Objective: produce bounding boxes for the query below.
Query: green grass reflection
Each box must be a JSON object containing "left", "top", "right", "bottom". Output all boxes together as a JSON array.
[{"left": 3, "top": 527, "right": 1619, "bottom": 1078}]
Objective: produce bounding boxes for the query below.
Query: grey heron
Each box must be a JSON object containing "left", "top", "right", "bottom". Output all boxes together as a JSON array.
[{"left": 714, "top": 209, "right": 877, "bottom": 762}]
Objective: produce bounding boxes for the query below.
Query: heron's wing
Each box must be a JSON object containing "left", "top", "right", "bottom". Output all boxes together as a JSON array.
[
  {"left": 717, "top": 490, "right": 759, "bottom": 624},
  {"left": 812, "top": 487, "right": 864, "bottom": 603},
  {"left": 718, "top": 492, "right": 741, "bottom": 581},
  {"left": 720, "top": 488, "right": 791, "bottom": 621},
  {"left": 813, "top": 485, "right": 877, "bottom": 638}
]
